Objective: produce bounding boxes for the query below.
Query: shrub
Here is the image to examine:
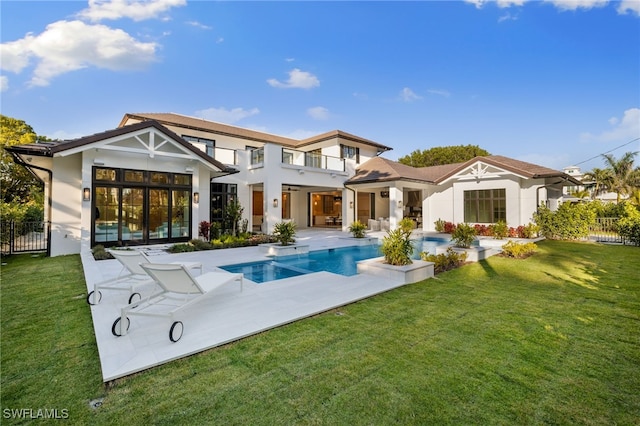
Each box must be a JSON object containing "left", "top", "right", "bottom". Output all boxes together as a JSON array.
[
  {"left": 91, "top": 245, "right": 113, "bottom": 260},
  {"left": 348, "top": 220, "right": 367, "bottom": 238},
  {"left": 501, "top": 240, "right": 538, "bottom": 258},
  {"left": 492, "top": 221, "right": 508, "bottom": 239},
  {"left": 381, "top": 227, "right": 414, "bottom": 266},
  {"left": 617, "top": 203, "right": 640, "bottom": 246},
  {"left": 521, "top": 222, "right": 539, "bottom": 238},
  {"left": 273, "top": 221, "right": 296, "bottom": 246},
  {"left": 474, "top": 224, "right": 491, "bottom": 237},
  {"left": 198, "top": 221, "right": 211, "bottom": 241},
  {"left": 451, "top": 223, "right": 477, "bottom": 248},
  {"left": 167, "top": 243, "right": 196, "bottom": 253},
  {"left": 190, "top": 239, "right": 213, "bottom": 250},
  {"left": 443, "top": 221, "right": 456, "bottom": 234},
  {"left": 434, "top": 219, "right": 445, "bottom": 232},
  {"left": 420, "top": 247, "right": 468, "bottom": 274},
  {"left": 210, "top": 222, "right": 221, "bottom": 240},
  {"left": 533, "top": 202, "right": 596, "bottom": 240}
]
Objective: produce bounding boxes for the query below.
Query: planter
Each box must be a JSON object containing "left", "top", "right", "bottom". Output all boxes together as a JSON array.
[
  {"left": 357, "top": 257, "right": 434, "bottom": 284},
  {"left": 258, "top": 243, "right": 309, "bottom": 257},
  {"left": 339, "top": 237, "right": 379, "bottom": 246},
  {"left": 437, "top": 245, "right": 490, "bottom": 262}
]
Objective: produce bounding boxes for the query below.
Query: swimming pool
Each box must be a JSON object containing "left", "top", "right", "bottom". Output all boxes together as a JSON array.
[
  {"left": 219, "top": 237, "right": 455, "bottom": 283},
  {"left": 219, "top": 244, "right": 383, "bottom": 283}
]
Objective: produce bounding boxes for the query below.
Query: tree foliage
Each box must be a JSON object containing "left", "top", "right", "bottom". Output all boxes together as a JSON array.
[
  {"left": 584, "top": 152, "right": 639, "bottom": 203},
  {"left": 0, "top": 115, "right": 53, "bottom": 204},
  {"left": 398, "top": 145, "right": 490, "bottom": 167}
]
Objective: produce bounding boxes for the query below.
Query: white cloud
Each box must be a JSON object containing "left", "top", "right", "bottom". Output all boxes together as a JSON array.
[
  {"left": 285, "top": 58, "right": 295, "bottom": 62},
  {"left": 618, "top": 0, "right": 640, "bottom": 16},
  {"left": 400, "top": 87, "right": 422, "bottom": 102},
  {"left": 216, "top": 37, "right": 224, "bottom": 44},
  {"left": 186, "top": 21, "right": 212, "bottom": 30},
  {"left": 498, "top": 12, "right": 519, "bottom": 22},
  {"left": 580, "top": 108, "right": 640, "bottom": 142},
  {"left": 77, "top": 0, "right": 186, "bottom": 22},
  {"left": 0, "top": 76, "right": 8, "bottom": 92},
  {"left": 544, "top": 0, "right": 608, "bottom": 11},
  {"left": 0, "top": 20, "right": 158, "bottom": 87},
  {"left": 195, "top": 106, "right": 260, "bottom": 124},
  {"left": 427, "top": 88, "right": 451, "bottom": 98},
  {"left": 465, "top": 0, "right": 527, "bottom": 9},
  {"left": 307, "top": 106, "right": 330, "bottom": 120},
  {"left": 267, "top": 68, "right": 320, "bottom": 89}
]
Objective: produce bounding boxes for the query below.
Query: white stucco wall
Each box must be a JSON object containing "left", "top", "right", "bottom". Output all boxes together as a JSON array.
[{"left": 50, "top": 155, "right": 83, "bottom": 256}]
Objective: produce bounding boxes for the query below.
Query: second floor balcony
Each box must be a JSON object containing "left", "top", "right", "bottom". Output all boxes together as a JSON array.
[{"left": 281, "top": 148, "right": 345, "bottom": 172}]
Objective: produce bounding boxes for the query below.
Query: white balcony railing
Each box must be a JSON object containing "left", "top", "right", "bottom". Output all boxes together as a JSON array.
[{"left": 282, "top": 148, "right": 345, "bottom": 172}]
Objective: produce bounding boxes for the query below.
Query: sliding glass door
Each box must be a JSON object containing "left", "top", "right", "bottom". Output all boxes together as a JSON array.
[{"left": 92, "top": 167, "right": 192, "bottom": 247}]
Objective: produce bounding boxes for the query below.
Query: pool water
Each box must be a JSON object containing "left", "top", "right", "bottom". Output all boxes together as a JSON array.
[
  {"left": 220, "top": 237, "right": 454, "bottom": 284},
  {"left": 220, "top": 244, "right": 383, "bottom": 283}
]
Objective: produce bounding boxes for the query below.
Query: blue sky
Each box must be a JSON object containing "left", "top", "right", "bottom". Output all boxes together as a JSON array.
[{"left": 1, "top": 0, "right": 639, "bottom": 172}]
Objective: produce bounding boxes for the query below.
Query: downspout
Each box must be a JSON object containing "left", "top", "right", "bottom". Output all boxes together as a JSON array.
[{"left": 9, "top": 152, "right": 53, "bottom": 257}]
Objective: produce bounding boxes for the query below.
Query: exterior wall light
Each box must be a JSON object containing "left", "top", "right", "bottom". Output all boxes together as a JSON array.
[
  {"left": 273, "top": 198, "right": 278, "bottom": 208},
  {"left": 397, "top": 200, "right": 403, "bottom": 208},
  {"left": 83, "top": 187, "right": 91, "bottom": 202},
  {"left": 193, "top": 192, "right": 199, "bottom": 204},
  {"left": 349, "top": 201, "right": 354, "bottom": 209}
]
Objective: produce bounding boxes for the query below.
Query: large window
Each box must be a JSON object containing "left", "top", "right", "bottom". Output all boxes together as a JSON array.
[
  {"left": 340, "top": 144, "right": 360, "bottom": 163},
  {"left": 464, "top": 189, "right": 506, "bottom": 223},
  {"left": 210, "top": 183, "right": 237, "bottom": 233},
  {"left": 93, "top": 167, "right": 192, "bottom": 246}
]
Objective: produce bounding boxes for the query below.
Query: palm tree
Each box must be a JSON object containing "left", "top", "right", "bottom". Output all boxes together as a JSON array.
[
  {"left": 582, "top": 167, "right": 613, "bottom": 200},
  {"left": 602, "top": 152, "right": 638, "bottom": 203}
]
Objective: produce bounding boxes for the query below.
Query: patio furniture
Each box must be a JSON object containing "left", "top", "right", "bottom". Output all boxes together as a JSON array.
[
  {"left": 368, "top": 219, "right": 380, "bottom": 231},
  {"left": 111, "top": 263, "right": 243, "bottom": 342},
  {"left": 87, "top": 250, "right": 202, "bottom": 305}
]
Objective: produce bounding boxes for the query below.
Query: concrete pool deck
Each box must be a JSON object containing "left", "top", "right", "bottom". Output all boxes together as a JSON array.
[{"left": 82, "top": 229, "right": 427, "bottom": 382}]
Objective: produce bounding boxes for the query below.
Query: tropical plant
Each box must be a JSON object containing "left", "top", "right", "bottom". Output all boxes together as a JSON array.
[
  {"left": 434, "top": 218, "right": 445, "bottom": 232},
  {"left": 273, "top": 221, "right": 296, "bottom": 246},
  {"left": 224, "top": 199, "right": 244, "bottom": 237},
  {"left": 582, "top": 167, "right": 613, "bottom": 200},
  {"left": 451, "top": 223, "right": 477, "bottom": 248},
  {"left": 601, "top": 152, "right": 638, "bottom": 203},
  {"left": 198, "top": 221, "right": 211, "bottom": 241},
  {"left": 492, "top": 221, "right": 509, "bottom": 239},
  {"left": 348, "top": 220, "right": 367, "bottom": 238},
  {"left": 420, "top": 247, "right": 468, "bottom": 274},
  {"left": 381, "top": 218, "right": 415, "bottom": 266}
]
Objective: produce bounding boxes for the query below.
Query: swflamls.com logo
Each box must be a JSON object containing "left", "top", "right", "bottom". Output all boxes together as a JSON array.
[{"left": 3, "top": 408, "right": 69, "bottom": 419}]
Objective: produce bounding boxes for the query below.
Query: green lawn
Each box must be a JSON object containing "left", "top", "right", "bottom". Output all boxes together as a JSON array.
[{"left": 1, "top": 240, "right": 639, "bottom": 425}]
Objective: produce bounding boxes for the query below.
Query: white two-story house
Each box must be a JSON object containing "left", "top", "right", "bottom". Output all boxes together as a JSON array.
[{"left": 6, "top": 112, "right": 578, "bottom": 256}]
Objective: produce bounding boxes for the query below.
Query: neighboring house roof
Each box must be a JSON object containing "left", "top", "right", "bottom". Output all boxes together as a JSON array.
[
  {"left": 120, "top": 112, "right": 393, "bottom": 152},
  {"left": 347, "top": 155, "right": 581, "bottom": 185},
  {"left": 5, "top": 120, "right": 238, "bottom": 175}
]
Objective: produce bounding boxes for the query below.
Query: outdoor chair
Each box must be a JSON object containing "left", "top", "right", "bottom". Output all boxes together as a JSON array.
[
  {"left": 87, "top": 250, "right": 202, "bottom": 305},
  {"left": 111, "top": 263, "right": 243, "bottom": 342}
]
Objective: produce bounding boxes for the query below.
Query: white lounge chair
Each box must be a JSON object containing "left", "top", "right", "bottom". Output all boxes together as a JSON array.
[
  {"left": 111, "top": 263, "right": 243, "bottom": 342},
  {"left": 87, "top": 250, "right": 202, "bottom": 305}
]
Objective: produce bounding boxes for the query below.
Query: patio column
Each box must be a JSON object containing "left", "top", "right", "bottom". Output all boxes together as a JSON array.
[
  {"left": 389, "top": 185, "right": 404, "bottom": 230},
  {"left": 262, "top": 144, "right": 283, "bottom": 234}
]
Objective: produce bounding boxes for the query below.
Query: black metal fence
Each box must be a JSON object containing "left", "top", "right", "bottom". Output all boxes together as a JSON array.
[
  {"left": 589, "top": 217, "right": 623, "bottom": 244},
  {"left": 0, "top": 221, "right": 51, "bottom": 256}
]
